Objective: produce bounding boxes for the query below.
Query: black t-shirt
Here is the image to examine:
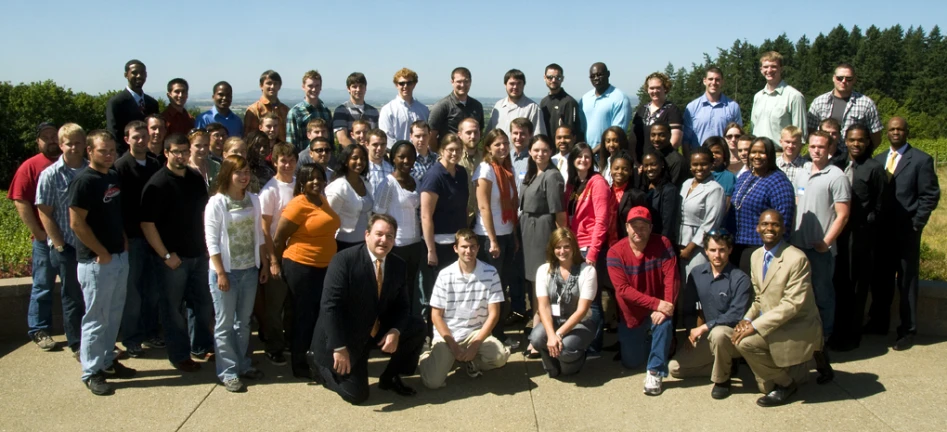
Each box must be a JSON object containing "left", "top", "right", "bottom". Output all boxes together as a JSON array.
[
  {"left": 68, "top": 168, "right": 125, "bottom": 262},
  {"left": 140, "top": 166, "right": 209, "bottom": 258},
  {"left": 114, "top": 152, "right": 161, "bottom": 238},
  {"left": 633, "top": 102, "right": 683, "bottom": 161}
]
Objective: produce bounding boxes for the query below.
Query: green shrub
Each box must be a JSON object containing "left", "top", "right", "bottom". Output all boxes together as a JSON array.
[{"left": 0, "top": 193, "right": 32, "bottom": 277}]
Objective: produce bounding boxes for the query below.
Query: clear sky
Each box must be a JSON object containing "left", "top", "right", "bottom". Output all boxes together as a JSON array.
[{"left": 2, "top": 0, "right": 943, "bottom": 101}]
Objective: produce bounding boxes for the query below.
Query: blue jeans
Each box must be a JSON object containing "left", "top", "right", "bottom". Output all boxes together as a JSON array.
[
  {"left": 509, "top": 228, "right": 527, "bottom": 314},
  {"left": 804, "top": 248, "right": 835, "bottom": 339},
  {"left": 209, "top": 267, "right": 258, "bottom": 382},
  {"left": 120, "top": 238, "right": 160, "bottom": 347},
  {"left": 159, "top": 256, "right": 214, "bottom": 364},
  {"left": 50, "top": 243, "right": 84, "bottom": 350},
  {"left": 78, "top": 253, "right": 129, "bottom": 381},
  {"left": 27, "top": 239, "right": 56, "bottom": 338},
  {"left": 618, "top": 315, "right": 673, "bottom": 377}
]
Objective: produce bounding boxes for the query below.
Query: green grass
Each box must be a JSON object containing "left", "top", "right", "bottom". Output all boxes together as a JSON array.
[
  {"left": 919, "top": 167, "right": 947, "bottom": 281},
  {"left": 0, "top": 192, "right": 32, "bottom": 277}
]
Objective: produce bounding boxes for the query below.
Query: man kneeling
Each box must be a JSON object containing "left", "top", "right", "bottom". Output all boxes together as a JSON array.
[
  {"left": 419, "top": 229, "right": 510, "bottom": 388},
  {"left": 669, "top": 229, "right": 751, "bottom": 399}
]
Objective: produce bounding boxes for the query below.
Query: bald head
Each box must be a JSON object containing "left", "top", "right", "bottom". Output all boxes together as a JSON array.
[
  {"left": 590, "top": 63, "right": 610, "bottom": 93},
  {"left": 886, "top": 116, "right": 909, "bottom": 148}
]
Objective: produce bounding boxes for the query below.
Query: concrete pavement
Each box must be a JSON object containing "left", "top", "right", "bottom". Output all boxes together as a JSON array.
[{"left": 0, "top": 332, "right": 944, "bottom": 432}]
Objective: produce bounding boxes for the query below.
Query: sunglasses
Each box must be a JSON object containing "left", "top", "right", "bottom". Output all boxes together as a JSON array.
[
  {"left": 396, "top": 81, "right": 416, "bottom": 87},
  {"left": 706, "top": 228, "right": 731, "bottom": 237},
  {"left": 545, "top": 75, "right": 563, "bottom": 81},
  {"left": 310, "top": 147, "right": 330, "bottom": 154},
  {"left": 835, "top": 76, "right": 854, "bottom": 83},
  {"left": 725, "top": 134, "right": 741, "bottom": 139},
  {"left": 187, "top": 127, "right": 207, "bottom": 137}
]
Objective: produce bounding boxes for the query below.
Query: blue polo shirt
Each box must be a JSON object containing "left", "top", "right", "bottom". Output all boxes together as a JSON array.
[
  {"left": 578, "top": 85, "right": 631, "bottom": 150},
  {"left": 195, "top": 106, "right": 244, "bottom": 138},
  {"left": 418, "top": 162, "right": 469, "bottom": 238},
  {"left": 682, "top": 94, "right": 742, "bottom": 149}
]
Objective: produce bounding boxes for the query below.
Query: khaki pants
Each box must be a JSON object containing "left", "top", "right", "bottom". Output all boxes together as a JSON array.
[
  {"left": 418, "top": 329, "right": 510, "bottom": 389},
  {"left": 736, "top": 333, "right": 805, "bottom": 393},
  {"left": 669, "top": 326, "right": 740, "bottom": 383}
]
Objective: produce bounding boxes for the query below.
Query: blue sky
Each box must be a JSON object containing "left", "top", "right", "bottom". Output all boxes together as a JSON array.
[{"left": 2, "top": 0, "right": 943, "bottom": 102}]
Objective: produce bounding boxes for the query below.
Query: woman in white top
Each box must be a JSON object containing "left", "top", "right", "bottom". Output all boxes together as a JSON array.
[
  {"left": 529, "top": 228, "right": 597, "bottom": 378},
  {"left": 374, "top": 140, "right": 424, "bottom": 315},
  {"left": 204, "top": 155, "right": 269, "bottom": 392},
  {"left": 678, "top": 147, "right": 726, "bottom": 278},
  {"left": 325, "top": 143, "right": 373, "bottom": 251},
  {"left": 474, "top": 129, "right": 519, "bottom": 328}
]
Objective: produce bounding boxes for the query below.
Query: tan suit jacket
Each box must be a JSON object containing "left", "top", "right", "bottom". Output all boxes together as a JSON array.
[{"left": 745, "top": 243, "right": 823, "bottom": 367}]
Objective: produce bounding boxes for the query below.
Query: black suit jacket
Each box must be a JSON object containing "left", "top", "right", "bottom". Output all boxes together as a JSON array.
[
  {"left": 311, "top": 244, "right": 410, "bottom": 369},
  {"left": 873, "top": 144, "right": 941, "bottom": 231},
  {"left": 106, "top": 89, "right": 160, "bottom": 154}
]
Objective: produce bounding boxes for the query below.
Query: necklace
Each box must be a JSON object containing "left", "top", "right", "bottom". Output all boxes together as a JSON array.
[{"left": 733, "top": 175, "right": 762, "bottom": 211}]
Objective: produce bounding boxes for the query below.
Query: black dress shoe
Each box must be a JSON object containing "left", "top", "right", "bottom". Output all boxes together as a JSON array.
[
  {"left": 304, "top": 351, "right": 321, "bottom": 382},
  {"left": 756, "top": 382, "right": 797, "bottom": 407},
  {"left": 893, "top": 334, "right": 914, "bottom": 351},
  {"left": 378, "top": 375, "right": 416, "bottom": 396},
  {"left": 814, "top": 350, "right": 834, "bottom": 385},
  {"left": 711, "top": 381, "right": 731, "bottom": 400}
]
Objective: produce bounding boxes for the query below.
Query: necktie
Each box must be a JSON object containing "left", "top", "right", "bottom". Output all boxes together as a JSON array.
[
  {"left": 763, "top": 252, "right": 773, "bottom": 280},
  {"left": 885, "top": 151, "right": 897, "bottom": 179},
  {"left": 370, "top": 259, "right": 383, "bottom": 337},
  {"left": 138, "top": 97, "right": 145, "bottom": 113}
]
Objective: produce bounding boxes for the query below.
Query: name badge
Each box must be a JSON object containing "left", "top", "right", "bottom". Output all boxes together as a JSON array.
[
  {"left": 796, "top": 187, "right": 805, "bottom": 196},
  {"left": 551, "top": 304, "right": 561, "bottom": 317}
]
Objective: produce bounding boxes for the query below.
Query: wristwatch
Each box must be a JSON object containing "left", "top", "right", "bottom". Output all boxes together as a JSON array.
[
  {"left": 55, "top": 245, "right": 65, "bottom": 253},
  {"left": 163, "top": 253, "right": 171, "bottom": 260}
]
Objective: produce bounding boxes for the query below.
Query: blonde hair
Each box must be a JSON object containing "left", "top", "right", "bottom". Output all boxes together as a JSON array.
[
  {"left": 302, "top": 70, "right": 322, "bottom": 84},
  {"left": 644, "top": 72, "right": 672, "bottom": 93},
  {"left": 780, "top": 125, "right": 802, "bottom": 140},
  {"left": 222, "top": 136, "right": 246, "bottom": 155},
  {"left": 58, "top": 123, "right": 86, "bottom": 143},
  {"left": 760, "top": 51, "right": 783, "bottom": 66},
  {"left": 393, "top": 68, "right": 418, "bottom": 84}
]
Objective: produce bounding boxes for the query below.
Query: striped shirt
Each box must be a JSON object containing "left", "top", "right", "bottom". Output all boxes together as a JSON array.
[
  {"left": 35, "top": 156, "right": 88, "bottom": 247},
  {"left": 430, "top": 260, "right": 504, "bottom": 342},
  {"left": 286, "top": 99, "right": 333, "bottom": 152},
  {"left": 806, "top": 91, "right": 883, "bottom": 151},
  {"left": 367, "top": 160, "right": 394, "bottom": 202}
]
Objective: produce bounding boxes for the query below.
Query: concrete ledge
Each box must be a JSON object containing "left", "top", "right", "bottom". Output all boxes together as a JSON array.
[{"left": 1, "top": 277, "right": 946, "bottom": 341}]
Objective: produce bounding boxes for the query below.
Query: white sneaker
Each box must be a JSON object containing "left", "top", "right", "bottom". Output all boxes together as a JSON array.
[{"left": 643, "top": 371, "right": 663, "bottom": 396}]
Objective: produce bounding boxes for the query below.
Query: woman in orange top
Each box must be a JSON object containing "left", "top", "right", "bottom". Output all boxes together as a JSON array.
[{"left": 272, "top": 162, "right": 341, "bottom": 379}]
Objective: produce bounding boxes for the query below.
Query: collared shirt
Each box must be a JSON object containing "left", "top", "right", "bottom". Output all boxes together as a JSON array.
[
  {"left": 806, "top": 91, "right": 883, "bottom": 150},
  {"left": 486, "top": 96, "right": 545, "bottom": 138},
  {"left": 428, "top": 92, "right": 484, "bottom": 139},
  {"left": 750, "top": 81, "right": 808, "bottom": 145},
  {"left": 411, "top": 151, "right": 439, "bottom": 182},
  {"left": 883, "top": 143, "right": 908, "bottom": 174},
  {"left": 287, "top": 99, "right": 333, "bottom": 152},
  {"left": 367, "top": 160, "right": 394, "bottom": 202},
  {"left": 791, "top": 164, "right": 851, "bottom": 254},
  {"left": 161, "top": 106, "right": 195, "bottom": 136},
  {"left": 367, "top": 247, "right": 386, "bottom": 275},
  {"left": 552, "top": 153, "right": 570, "bottom": 185},
  {"left": 126, "top": 86, "right": 144, "bottom": 108},
  {"left": 511, "top": 149, "right": 530, "bottom": 195},
  {"left": 457, "top": 149, "right": 482, "bottom": 223},
  {"left": 244, "top": 97, "right": 289, "bottom": 141},
  {"left": 777, "top": 155, "right": 812, "bottom": 191},
  {"left": 688, "top": 263, "right": 752, "bottom": 329},
  {"left": 845, "top": 156, "right": 886, "bottom": 230},
  {"left": 35, "top": 156, "right": 89, "bottom": 247},
  {"left": 540, "top": 90, "right": 581, "bottom": 137},
  {"left": 429, "top": 260, "right": 504, "bottom": 342},
  {"left": 578, "top": 85, "right": 631, "bottom": 149},
  {"left": 195, "top": 107, "right": 244, "bottom": 138},
  {"left": 378, "top": 97, "right": 430, "bottom": 146},
  {"left": 682, "top": 93, "right": 742, "bottom": 148},
  {"left": 332, "top": 100, "right": 380, "bottom": 133}
]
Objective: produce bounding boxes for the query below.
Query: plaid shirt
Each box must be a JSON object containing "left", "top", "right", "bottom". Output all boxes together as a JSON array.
[
  {"left": 35, "top": 156, "right": 89, "bottom": 247},
  {"left": 411, "top": 151, "right": 439, "bottom": 182},
  {"left": 368, "top": 160, "right": 394, "bottom": 202},
  {"left": 776, "top": 155, "right": 811, "bottom": 191},
  {"left": 729, "top": 170, "right": 796, "bottom": 246},
  {"left": 286, "top": 99, "right": 333, "bottom": 152},
  {"left": 806, "top": 91, "right": 883, "bottom": 151}
]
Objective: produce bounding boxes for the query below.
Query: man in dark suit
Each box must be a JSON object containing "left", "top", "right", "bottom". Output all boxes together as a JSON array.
[
  {"left": 869, "top": 117, "right": 941, "bottom": 351},
  {"left": 106, "top": 59, "right": 159, "bottom": 155},
  {"left": 308, "top": 214, "right": 425, "bottom": 405}
]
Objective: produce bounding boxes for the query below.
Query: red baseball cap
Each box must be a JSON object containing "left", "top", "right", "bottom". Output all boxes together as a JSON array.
[{"left": 626, "top": 206, "right": 652, "bottom": 223}]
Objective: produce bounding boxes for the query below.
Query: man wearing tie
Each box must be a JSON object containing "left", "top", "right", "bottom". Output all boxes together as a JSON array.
[
  {"left": 732, "top": 210, "right": 823, "bottom": 407},
  {"left": 105, "top": 59, "right": 159, "bottom": 155},
  {"left": 868, "top": 117, "right": 941, "bottom": 351},
  {"left": 307, "top": 214, "right": 426, "bottom": 404}
]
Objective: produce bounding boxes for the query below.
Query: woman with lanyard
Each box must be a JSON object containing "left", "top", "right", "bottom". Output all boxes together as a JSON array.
[
  {"left": 529, "top": 228, "right": 597, "bottom": 378},
  {"left": 325, "top": 144, "right": 373, "bottom": 251},
  {"left": 188, "top": 128, "right": 220, "bottom": 191},
  {"left": 520, "top": 134, "right": 567, "bottom": 357},
  {"left": 727, "top": 137, "right": 795, "bottom": 271},
  {"left": 641, "top": 151, "right": 681, "bottom": 247},
  {"left": 419, "top": 133, "right": 470, "bottom": 332},
  {"left": 373, "top": 140, "right": 424, "bottom": 316},
  {"left": 703, "top": 136, "right": 737, "bottom": 211},
  {"left": 565, "top": 142, "right": 614, "bottom": 353},
  {"left": 632, "top": 72, "right": 683, "bottom": 161},
  {"left": 272, "top": 163, "right": 341, "bottom": 379},
  {"left": 594, "top": 126, "right": 632, "bottom": 185},
  {"left": 678, "top": 147, "right": 726, "bottom": 278},
  {"left": 203, "top": 155, "right": 269, "bottom": 392},
  {"left": 473, "top": 129, "right": 519, "bottom": 338}
]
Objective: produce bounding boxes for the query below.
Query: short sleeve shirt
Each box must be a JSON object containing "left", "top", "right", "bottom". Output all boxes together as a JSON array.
[
  {"left": 68, "top": 168, "right": 124, "bottom": 262},
  {"left": 281, "top": 195, "right": 341, "bottom": 268},
  {"left": 791, "top": 164, "right": 851, "bottom": 254},
  {"left": 429, "top": 260, "right": 504, "bottom": 342},
  {"left": 7, "top": 153, "right": 56, "bottom": 232},
  {"left": 139, "top": 167, "right": 209, "bottom": 258},
  {"left": 472, "top": 162, "right": 514, "bottom": 236},
  {"left": 419, "top": 162, "right": 469, "bottom": 239}
]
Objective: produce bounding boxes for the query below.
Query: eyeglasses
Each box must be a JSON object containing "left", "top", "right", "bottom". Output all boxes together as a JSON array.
[
  {"left": 310, "top": 147, "right": 330, "bottom": 154},
  {"left": 545, "top": 75, "right": 563, "bottom": 81},
  {"left": 835, "top": 76, "right": 854, "bottom": 83},
  {"left": 725, "top": 134, "right": 741, "bottom": 139},
  {"left": 168, "top": 149, "right": 191, "bottom": 156},
  {"left": 396, "top": 81, "right": 416, "bottom": 87},
  {"left": 706, "top": 228, "right": 730, "bottom": 237}
]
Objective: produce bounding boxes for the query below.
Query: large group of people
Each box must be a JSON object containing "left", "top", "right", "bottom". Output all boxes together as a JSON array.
[{"left": 7, "top": 53, "right": 941, "bottom": 408}]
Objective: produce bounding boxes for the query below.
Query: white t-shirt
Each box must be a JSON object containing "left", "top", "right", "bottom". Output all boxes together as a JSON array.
[
  {"left": 472, "top": 162, "right": 514, "bottom": 237},
  {"left": 373, "top": 174, "right": 421, "bottom": 246},
  {"left": 259, "top": 176, "right": 295, "bottom": 236},
  {"left": 429, "top": 260, "right": 504, "bottom": 342},
  {"left": 534, "top": 263, "right": 597, "bottom": 320}
]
